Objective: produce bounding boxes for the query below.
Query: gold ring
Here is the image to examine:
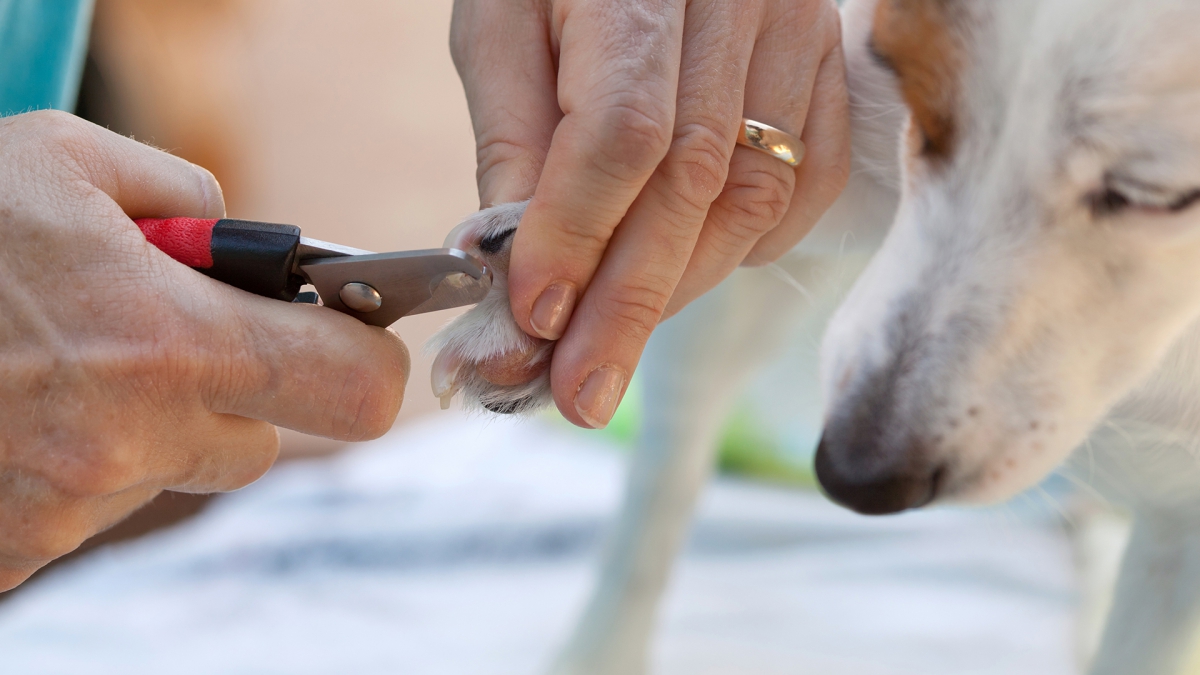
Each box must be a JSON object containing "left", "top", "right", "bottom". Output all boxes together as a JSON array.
[{"left": 737, "top": 118, "right": 805, "bottom": 167}]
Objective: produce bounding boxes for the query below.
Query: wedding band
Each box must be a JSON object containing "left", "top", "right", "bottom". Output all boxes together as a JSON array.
[{"left": 737, "top": 118, "right": 805, "bottom": 167}]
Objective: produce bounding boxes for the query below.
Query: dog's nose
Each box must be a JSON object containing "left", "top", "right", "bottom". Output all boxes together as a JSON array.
[{"left": 814, "top": 436, "right": 942, "bottom": 515}]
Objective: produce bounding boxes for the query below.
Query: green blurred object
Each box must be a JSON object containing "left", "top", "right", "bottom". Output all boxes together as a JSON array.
[
  {"left": 0, "top": 0, "right": 94, "bottom": 115},
  {"left": 574, "top": 376, "right": 816, "bottom": 488},
  {"left": 714, "top": 405, "right": 816, "bottom": 488}
]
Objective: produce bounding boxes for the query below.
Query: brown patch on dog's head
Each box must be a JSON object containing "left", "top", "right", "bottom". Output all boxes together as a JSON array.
[{"left": 871, "top": 0, "right": 965, "bottom": 160}]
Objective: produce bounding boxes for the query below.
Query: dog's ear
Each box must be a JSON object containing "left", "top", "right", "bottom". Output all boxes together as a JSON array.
[
  {"left": 835, "top": 0, "right": 909, "bottom": 199},
  {"left": 870, "top": 0, "right": 966, "bottom": 160}
]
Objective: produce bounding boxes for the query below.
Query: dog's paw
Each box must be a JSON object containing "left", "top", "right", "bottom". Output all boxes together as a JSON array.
[{"left": 427, "top": 201, "right": 554, "bottom": 415}]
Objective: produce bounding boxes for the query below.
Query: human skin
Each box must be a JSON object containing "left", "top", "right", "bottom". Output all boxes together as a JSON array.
[
  {"left": 451, "top": 0, "right": 850, "bottom": 429},
  {"left": 0, "top": 111, "right": 410, "bottom": 591}
]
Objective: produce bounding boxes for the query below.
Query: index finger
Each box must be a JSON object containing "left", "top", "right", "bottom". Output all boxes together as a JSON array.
[
  {"left": 451, "top": 0, "right": 561, "bottom": 205},
  {"left": 198, "top": 289, "right": 412, "bottom": 443},
  {"left": 506, "top": 0, "right": 685, "bottom": 341}
]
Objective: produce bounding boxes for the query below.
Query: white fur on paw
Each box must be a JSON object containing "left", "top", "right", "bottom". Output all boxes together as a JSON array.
[{"left": 427, "top": 201, "right": 555, "bottom": 415}]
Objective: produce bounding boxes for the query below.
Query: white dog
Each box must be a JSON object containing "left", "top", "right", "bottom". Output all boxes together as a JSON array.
[{"left": 431, "top": 0, "right": 1200, "bottom": 673}]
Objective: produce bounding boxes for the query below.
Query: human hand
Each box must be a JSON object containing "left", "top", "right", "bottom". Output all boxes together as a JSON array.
[
  {"left": 451, "top": 0, "right": 849, "bottom": 428},
  {"left": 0, "top": 111, "right": 410, "bottom": 591}
]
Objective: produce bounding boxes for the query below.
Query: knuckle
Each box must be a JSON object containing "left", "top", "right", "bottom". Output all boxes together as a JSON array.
[
  {"left": 0, "top": 111, "right": 87, "bottom": 177},
  {"left": 474, "top": 133, "right": 543, "bottom": 201},
  {"left": 22, "top": 111, "right": 112, "bottom": 183},
  {"left": 665, "top": 122, "right": 734, "bottom": 212},
  {"left": 586, "top": 97, "right": 673, "bottom": 178},
  {"left": 28, "top": 110, "right": 96, "bottom": 154},
  {"left": 711, "top": 164, "right": 795, "bottom": 244},
  {"left": 0, "top": 566, "right": 36, "bottom": 593},
  {"left": 334, "top": 339, "right": 409, "bottom": 442},
  {"left": 599, "top": 273, "right": 674, "bottom": 343},
  {"left": 41, "top": 437, "right": 143, "bottom": 499},
  {"left": 201, "top": 326, "right": 270, "bottom": 413},
  {"left": 561, "top": 219, "right": 617, "bottom": 253},
  {"left": 8, "top": 504, "right": 92, "bottom": 562},
  {"left": 19, "top": 108, "right": 85, "bottom": 135},
  {"left": 172, "top": 420, "right": 278, "bottom": 492},
  {"left": 18, "top": 532, "right": 80, "bottom": 564},
  {"left": 224, "top": 426, "right": 280, "bottom": 490}
]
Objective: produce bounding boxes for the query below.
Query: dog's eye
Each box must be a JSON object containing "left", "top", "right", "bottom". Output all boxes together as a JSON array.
[
  {"left": 1088, "top": 177, "right": 1200, "bottom": 218},
  {"left": 914, "top": 128, "right": 933, "bottom": 156},
  {"left": 907, "top": 124, "right": 936, "bottom": 157},
  {"left": 1170, "top": 191, "right": 1200, "bottom": 212},
  {"left": 1089, "top": 188, "right": 1131, "bottom": 216}
]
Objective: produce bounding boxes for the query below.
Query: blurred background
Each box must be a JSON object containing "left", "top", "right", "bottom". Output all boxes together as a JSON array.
[
  {"left": 75, "top": 0, "right": 482, "bottom": 429},
  {"left": 0, "top": 1, "right": 1173, "bottom": 674}
]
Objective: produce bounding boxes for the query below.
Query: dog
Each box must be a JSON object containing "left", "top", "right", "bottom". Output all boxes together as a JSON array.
[{"left": 431, "top": 0, "right": 1200, "bottom": 673}]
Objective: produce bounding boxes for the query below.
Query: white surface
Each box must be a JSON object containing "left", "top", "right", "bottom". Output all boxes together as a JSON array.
[{"left": 0, "top": 415, "right": 1078, "bottom": 675}]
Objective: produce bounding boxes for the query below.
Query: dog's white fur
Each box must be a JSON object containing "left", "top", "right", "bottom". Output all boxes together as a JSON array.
[
  {"left": 822, "top": 0, "right": 1200, "bottom": 509},
  {"left": 429, "top": 202, "right": 553, "bottom": 414},
  {"left": 431, "top": 0, "right": 1200, "bottom": 672}
]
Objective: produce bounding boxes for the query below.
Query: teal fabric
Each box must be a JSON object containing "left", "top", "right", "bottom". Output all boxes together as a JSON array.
[{"left": 0, "top": 0, "right": 94, "bottom": 115}]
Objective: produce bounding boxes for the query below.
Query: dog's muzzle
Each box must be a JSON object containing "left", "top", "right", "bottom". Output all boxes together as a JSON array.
[{"left": 814, "top": 425, "right": 946, "bottom": 516}]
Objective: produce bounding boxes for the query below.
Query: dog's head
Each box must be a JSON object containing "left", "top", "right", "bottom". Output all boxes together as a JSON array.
[{"left": 817, "top": 0, "right": 1200, "bottom": 514}]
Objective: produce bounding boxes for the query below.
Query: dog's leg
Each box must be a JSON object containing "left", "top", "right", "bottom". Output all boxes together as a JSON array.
[
  {"left": 1089, "top": 513, "right": 1200, "bottom": 675},
  {"left": 547, "top": 251, "right": 864, "bottom": 675},
  {"left": 542, "top": 44, "right": 901, "bottom": 664},
  {"left": 430, "top": 199, "right": 884, "bottom": 675},
  {"left": 547, "top": 269, "right": 802, "bottom": 675}
]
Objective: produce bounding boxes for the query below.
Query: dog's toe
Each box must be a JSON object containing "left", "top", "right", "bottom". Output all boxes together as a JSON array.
[
  {"left": 428, "top": 200, "right": 555, "bottom": 415},
  {"left": 476, "top": 341, "right": 551, "bottom": 386}
]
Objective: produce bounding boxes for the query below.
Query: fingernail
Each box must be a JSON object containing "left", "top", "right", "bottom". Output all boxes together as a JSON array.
[
  {"left": 191, "top": 163, "right": 225, "bottom": 218},
  {"left": 574, "top": 365, "right": 626, "bottom": 429},
  {"left": 530, "top": 282, "right": 576, "bottom": 340}
]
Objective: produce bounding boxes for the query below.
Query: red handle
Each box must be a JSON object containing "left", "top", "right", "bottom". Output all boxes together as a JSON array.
[
  {"left": 134, "top": 216, "right": 305, "bottom": 302},
  {"left": 135, "top": 217, "right": 219, "bottom": 269}
]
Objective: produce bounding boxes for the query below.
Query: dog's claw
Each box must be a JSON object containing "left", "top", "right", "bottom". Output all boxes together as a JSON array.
[{"left": 431, "top": 348, "right": 464, "bottom": 409}]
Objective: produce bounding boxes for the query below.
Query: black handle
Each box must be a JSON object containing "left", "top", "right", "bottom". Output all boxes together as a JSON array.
[{"left": 203, "top": 219, "right": 304, "bottom": 302}]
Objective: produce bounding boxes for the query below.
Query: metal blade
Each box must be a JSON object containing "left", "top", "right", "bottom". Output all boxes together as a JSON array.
[
  {"left": 299, "top": 248, "right": 491, "bottom": 327},
  {"left": 296, "top": 236, "right": 374, "bottom": 260}
]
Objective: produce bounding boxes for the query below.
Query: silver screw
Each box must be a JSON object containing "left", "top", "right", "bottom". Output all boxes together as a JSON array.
[{"left": 339, "top": 282, "right": 383, "bottom": 312}]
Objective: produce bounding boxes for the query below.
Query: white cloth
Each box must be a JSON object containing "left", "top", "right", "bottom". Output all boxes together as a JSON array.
[{"left": 0, "top": 415, "right": 1078, "bottom": 675}]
